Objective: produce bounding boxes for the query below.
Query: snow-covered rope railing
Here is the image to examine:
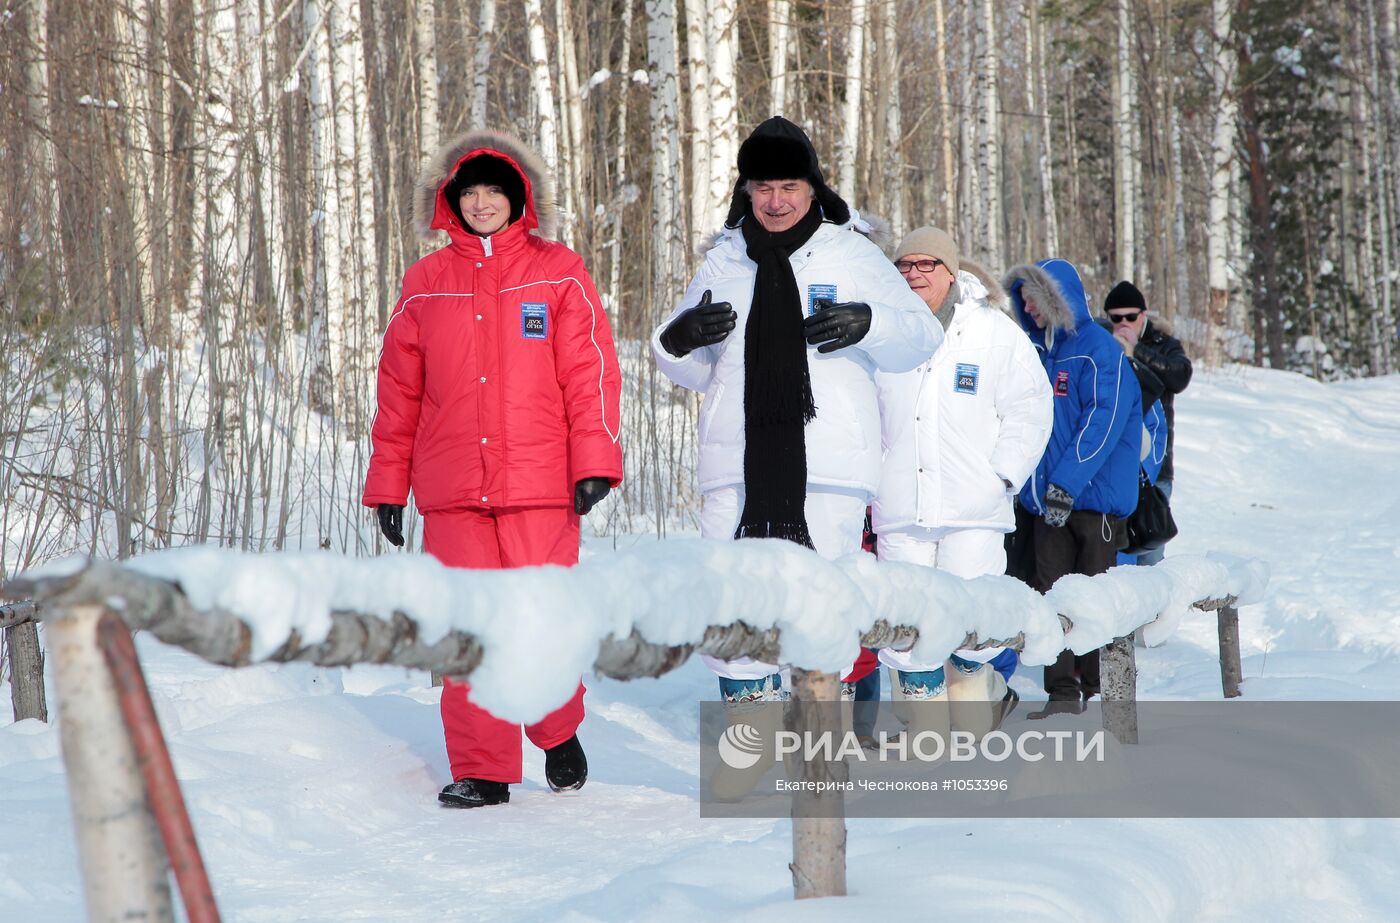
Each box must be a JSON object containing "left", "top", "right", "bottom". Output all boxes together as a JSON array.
[
  {"left": 3, "top": 559, "right": 1056, "bottom": 680},
  {"left": 6, "top": 543, "right": 1268, "bottom": 723},
  {"left": 0, "top": 598, "right": 37, "bottom": 629}
]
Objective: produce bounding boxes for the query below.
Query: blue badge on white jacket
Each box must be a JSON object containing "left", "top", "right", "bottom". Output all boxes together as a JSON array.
[
  {"left": 521, "top": 303, "right": 548, "bottom": 339},
  {"left": 955, "top": 363, "right": 979, "bottom": 394},
  {"left": 807, "top": 284, "right": 838, "bottom": 316}
]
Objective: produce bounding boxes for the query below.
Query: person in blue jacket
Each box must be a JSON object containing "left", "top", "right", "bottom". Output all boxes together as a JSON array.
[{"left": 1002, "top": 259, "right": 1142, "bottom": 716}]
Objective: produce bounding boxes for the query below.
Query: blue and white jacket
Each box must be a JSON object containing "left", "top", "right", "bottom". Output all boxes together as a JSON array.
[
  {"left": 1003, "top": 259, "right": 1141, "bottom": 518},
  {"left": 1142, "top": 399, "right": 1168, "bottom": 484}
]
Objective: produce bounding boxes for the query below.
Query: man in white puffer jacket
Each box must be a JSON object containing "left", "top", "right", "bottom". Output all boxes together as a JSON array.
[
  {"left": 653, "top": 117, "right": 942, "bottom": 704},
  {"left": 874, "top": 226, "right": 1052, "bottom": 734}
]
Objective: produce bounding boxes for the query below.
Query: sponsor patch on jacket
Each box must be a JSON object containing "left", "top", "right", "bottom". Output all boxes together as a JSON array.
[
  {"left": 807, "top": 284, "right": 838, "bottom": 316},
  {"left": 954, "top": 363, "right": 979, "bottom": 394},
  {"left": 1054, "top": 369, "right": 1070, "bottom": 396},
  {"left": 521, "top": 303, "right": 548, "bottom": 339}
]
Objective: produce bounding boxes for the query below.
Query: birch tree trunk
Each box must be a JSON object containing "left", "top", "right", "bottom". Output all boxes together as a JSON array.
[
  {"left": 1030, "top": 0, "right": 1059, "bottom": 256},
  {"left": 1364, "top": 0, "right": 1396, "bottom": 373},
  {"left": 959, "top": 7, "right": 980, "bottom": 252},
  {"left": 1114, "top": 0, "right": 1137, "bottom": 281},
  {"left": 556, "top": 0, "right": 585, "bottom": 246},
  {"left": 525, "top": 0, "right": 561, "bottom": 182},
  {"left": 470, "top": 0, "right": 497, "bottom": 127},
  {"left": 304, "top": 0, "right": 336, "bottom": 415},
  {"left": 647, "top": 0, "right": 685, "bottom": 300},
  {"left": 684, "top": 0, "right": 710, "bottom": 240},
  {"left": 879, "top": 0, "right": 904, "bottom": 236},
  {"left": 839, "top": 0, "right": 868, "bottom": 197},
  {"left": 1382, "top": 0, "right": 1400, "bottom": 369},
  {"left": 979, "top": 0, "right": 1000, "bottom": 265},
  {"left": 1205, "top": 0, "right": 1238, "bottom": 368},
  {"left": 608, "top": 0, "right": 636, "bottom": 309},
  {"left": 1066, "top": 69, "right": 1081, "bottom": 248},
  {"left": 934, "top": 0, "right": 955, "bottom": 229},
  {"left": 327, "top": 0, "right": 375, "bottom": 430},
  {"left": 27, "top": 0, "right": 70, "bottom": 314},
  {"left": 769, "top": 0, "right": 791, "bottom": 115},
  {"left": 416, "top": 0, "right": 439, "bottom": 157},
  {"left": 1237, "top": 9, "right": 1285, "bottom": 368},
  {"left": 858, "top": 22, "right": 875, "bottom": 205},
  {"left": 1227, "top": 130, "right": 1248, "bottom": 353},
  {"left": 1355, "top": 66, "right": 1384, "bottom": 374},
  {"left": 706, "top": 0, "right": 739, "bottom": 234},
  {"left": 1169, "top": 84, "right": 1190, "bottom": 322}
]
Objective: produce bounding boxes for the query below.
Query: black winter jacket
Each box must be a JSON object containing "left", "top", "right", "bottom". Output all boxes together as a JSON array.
[{"left": 1133, "top": 322, "right": 1192, "bottom": 481}]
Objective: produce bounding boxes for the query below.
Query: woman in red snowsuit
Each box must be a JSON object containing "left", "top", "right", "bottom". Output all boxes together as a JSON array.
[{"left": 363, "top": 129, "right": 624, "bottom": 808}]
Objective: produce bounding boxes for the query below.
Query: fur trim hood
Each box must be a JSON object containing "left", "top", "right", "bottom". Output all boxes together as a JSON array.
[
  {"left": 1145, "top": 315, "right": 1176, "bottom": 337},
  {"left": 959, "top": 259, "right": 1006, "bottom": 308},
  {"left": 1002, "top": 259, "right": 1091, "bottom": 342},
  {"left": 414, "top": 129, "right": 558, "bottom": 243}
]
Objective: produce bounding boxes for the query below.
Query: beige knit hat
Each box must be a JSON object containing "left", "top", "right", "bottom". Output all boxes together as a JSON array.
[{"left": 894, "top": 226, "right": 959, "bottom": 276}]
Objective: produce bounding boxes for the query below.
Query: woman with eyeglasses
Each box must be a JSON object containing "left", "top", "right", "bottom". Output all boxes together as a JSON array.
[{"left": 871, "top": 227, "right": 1053, "bottom": 737}]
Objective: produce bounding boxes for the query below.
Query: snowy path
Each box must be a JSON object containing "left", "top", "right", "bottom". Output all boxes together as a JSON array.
[{"left": 4, "top": 367, "right": 1400, "bottom": 922}]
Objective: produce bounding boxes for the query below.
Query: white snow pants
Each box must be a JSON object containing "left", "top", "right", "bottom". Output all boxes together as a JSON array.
[
  {"left": 875, "top": 525, "right": 1009, "bottom": 672},
  {"left": 700, "top": 484, "right": 868, "bottom": 681}
]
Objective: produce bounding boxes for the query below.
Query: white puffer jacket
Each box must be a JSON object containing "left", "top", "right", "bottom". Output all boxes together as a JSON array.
[
  {"left": 652, "top": 216, "right": 942, "bottom": 495},
  {"left": 873, "top": 269, "right": 1052, "bottom": 533}
]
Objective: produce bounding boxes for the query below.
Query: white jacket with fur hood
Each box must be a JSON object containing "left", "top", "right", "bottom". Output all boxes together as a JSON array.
[
  {"left": 872, "top": 266, "right": 1052, "bottom": 534},
  {"left": 652, "top": 215, "right": 942, "bottom": 496}
]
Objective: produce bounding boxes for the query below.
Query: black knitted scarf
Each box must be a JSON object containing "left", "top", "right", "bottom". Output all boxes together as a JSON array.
[{"left": 734, "top": 205, "right": 824, "bottom": 547}]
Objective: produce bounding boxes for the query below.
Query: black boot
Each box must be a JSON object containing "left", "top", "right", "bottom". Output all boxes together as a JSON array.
[
  {"left": 438, "top": 778, "right": 510, "bottom": 808},
  {"left": 1026, "top": 697, "right": 1084, "bottom": 720},
  {"left": 992, "top": 688, "right": 1020, "bottom": 730},
  {"left": 545, "top": 735, "right": 588, "bottom": 792}
]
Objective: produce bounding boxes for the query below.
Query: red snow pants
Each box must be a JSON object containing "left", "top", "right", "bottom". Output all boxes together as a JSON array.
[{"left": 424, "top": 507, "right": 586, "bottom": 784}]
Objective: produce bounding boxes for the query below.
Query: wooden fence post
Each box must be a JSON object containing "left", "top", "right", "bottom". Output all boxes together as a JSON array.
[
  {"left": 1099, "top": 636, "right": 1138, "bottom": 744},
  {"left": 98, "top": 612, "right": 222, "bottom": 923},
  {"left": 1218, "top": 605, "right": 1243, "bottom": 698},
  {"left": 5, "top": 610, "right": 48, "bottom": 722},
  {"left": 49, "top": 603, "right": 173, "bottom": 922},
  {"left": 786, "top": 668, "right": 847, "bottom": 900}
]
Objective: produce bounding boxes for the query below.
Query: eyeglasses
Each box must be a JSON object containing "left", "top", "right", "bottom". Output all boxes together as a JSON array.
[
  {"left": 1107, "top": 310, "right": 1144, "bottom": 324},
  {"left": 895, "top": 258, "right": 944, "bottom": 274}
]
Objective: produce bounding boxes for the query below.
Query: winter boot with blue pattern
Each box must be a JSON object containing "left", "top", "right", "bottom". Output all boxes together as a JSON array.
[
  {"left": 947, "top": 654, "right": 1019, "bottom": 738},
  {"left": 892, "top": 665, "right": 951, "bottom": 749},
  {"left": 709, "top": 673, "right": 787, "bottom": 802}
]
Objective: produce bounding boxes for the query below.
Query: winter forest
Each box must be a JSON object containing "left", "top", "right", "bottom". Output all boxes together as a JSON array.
[{"left": 2, "top": 0, "right": 1398, "bottom": 566}]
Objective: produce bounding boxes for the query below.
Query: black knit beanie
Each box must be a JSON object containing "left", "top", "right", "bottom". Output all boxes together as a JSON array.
[
  {"left": 723, "top": 117, "right": 851, "bottom": 228},
  {"left": 445, "top": 154, "right": 526, "bottom": 231},
  {"left": 1104, "top": 280, "right": 1147, "bottom": 313}
]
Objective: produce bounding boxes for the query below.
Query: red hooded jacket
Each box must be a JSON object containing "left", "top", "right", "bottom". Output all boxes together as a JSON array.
[{"left": 362, "top": 131, "right": 624, "bottom": 513}]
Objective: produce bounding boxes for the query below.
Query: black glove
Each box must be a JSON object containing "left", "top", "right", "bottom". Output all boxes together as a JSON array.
[
  {"left": 377, "top": 503, "right": 405, "bottom": 547},
  {"left": 803, "top": 300, "right": 872, "bottom": 354},
  {"left": 659, "top": 289, "right": 737, "bottom": 357},
  {"left": 1042, "top": 484, "right": 1074, "bottom": 529},
  {"left": 574, "top": 477, "right": 611, "bottom": 515}
]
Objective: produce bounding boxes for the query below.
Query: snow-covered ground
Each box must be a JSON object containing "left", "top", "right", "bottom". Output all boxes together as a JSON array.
[{"left": 3, "top": 365, "right": 1399, "bottom": 922}]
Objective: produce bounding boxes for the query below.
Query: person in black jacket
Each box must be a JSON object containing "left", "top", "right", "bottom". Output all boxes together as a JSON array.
[{"left": 1103, "top": 281, "right": 1193, "bottom": 564}]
